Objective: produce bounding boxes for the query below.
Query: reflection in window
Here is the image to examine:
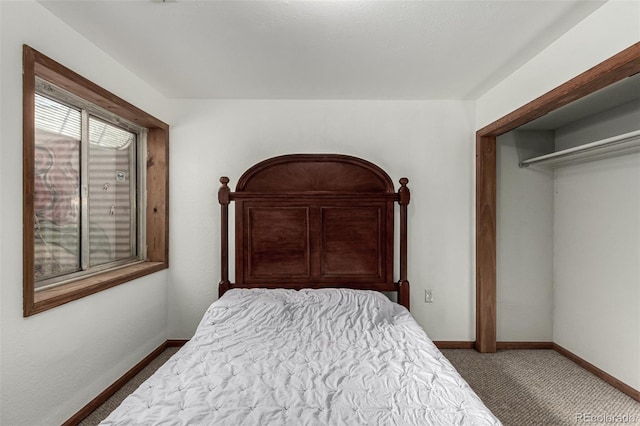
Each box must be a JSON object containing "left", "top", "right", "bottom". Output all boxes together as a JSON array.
[
  {"left": 34, "top": 96, "right": 81, "bottom": 282},
  {"left": 34, "top": 90, "right": 140, "bottom": 289},
  {"left": 88, "top": 117, "right": 136, "bottom": 268}
]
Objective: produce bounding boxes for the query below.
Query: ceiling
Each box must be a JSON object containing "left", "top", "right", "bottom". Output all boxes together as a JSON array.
[{"left": 39, "top": 0, "right": 605, "bottom": 100}]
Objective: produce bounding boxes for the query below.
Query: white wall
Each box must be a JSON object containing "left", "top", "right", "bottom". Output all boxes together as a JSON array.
[
  {"left": 554, "top": 152, "right": 640, "bottom": 390},
  {"left": 496, "top": 131, "right": 554, "bottom": 341},
  {"left": 0, "top": 2, "right": 171, "bottom": 425},
  {"left": 477, "top": 0, "right": 640, "bottom": 390},
  {"left": 168, "top": 99, "right": 476, "bottom": 341},
  {"left": 553, "top": 105, "right": 640, "bottom": 390}
]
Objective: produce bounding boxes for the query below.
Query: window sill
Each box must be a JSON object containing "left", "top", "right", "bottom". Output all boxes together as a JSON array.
[{"left": 27, "top": 261, "right": 167, "bottom": 316}]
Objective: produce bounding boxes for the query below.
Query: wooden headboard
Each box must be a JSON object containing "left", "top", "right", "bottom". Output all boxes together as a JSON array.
[{"left": 218, "top": 154, "right": 411, "bottom": 310}]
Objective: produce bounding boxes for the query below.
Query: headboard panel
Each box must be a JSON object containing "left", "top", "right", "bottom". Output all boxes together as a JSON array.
[{"left": 218, "top": 154, "right": 411, "bottom": 310}]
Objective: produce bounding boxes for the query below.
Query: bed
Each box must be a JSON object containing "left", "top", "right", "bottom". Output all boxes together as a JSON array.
[{"left": 101, "top": 154, "right": 500, "bottom": 425}]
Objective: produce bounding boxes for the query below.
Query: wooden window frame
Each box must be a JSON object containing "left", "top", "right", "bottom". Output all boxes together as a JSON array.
[{"left": 23, "top": 45, "right": 169, "bottom": 316}]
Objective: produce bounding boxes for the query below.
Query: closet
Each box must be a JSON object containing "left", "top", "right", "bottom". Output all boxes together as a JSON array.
[
  {"left": 496, "top": 72, "right": 640, "bottom": 391},
  {"left": 474, "top": 44, "right": 640, "bottom": 405}
]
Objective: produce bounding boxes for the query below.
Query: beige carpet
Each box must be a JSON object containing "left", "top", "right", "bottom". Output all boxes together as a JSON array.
[
  {"left": 441, "top": 349, "right": 640, "bottom": 426},
  {"left": 80, "top": 347, "right": 639, "bottom": 425},
  {"left": 79, "top": 347, "right": 180, "bottom": 426}
]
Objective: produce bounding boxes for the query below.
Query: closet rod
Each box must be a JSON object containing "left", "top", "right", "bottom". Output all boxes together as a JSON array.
[{"left": 519, "top": 129, "right": 640, "bottom": 168}]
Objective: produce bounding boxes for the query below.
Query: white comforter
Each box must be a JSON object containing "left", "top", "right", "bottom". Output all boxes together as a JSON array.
[{"left": 102, "top": 289, "right": 501, "bottom": 425}]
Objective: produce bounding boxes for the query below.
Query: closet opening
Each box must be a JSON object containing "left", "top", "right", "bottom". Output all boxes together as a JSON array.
[{"left": 475, "top": 42, "right": 640, "bottom": 354}]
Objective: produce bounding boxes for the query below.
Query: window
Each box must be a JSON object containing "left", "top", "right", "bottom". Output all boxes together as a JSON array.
[
  {"left": 23, "top": 45, "right": 169, "bottom": 316},
  {"left": 34, "top": 85, "right": 142, "bottom": 288}
]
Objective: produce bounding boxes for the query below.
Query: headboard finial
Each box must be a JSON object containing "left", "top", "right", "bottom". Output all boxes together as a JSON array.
[
  {"left": 218, "top": 176, "right": 230, "bottom": 205},
  {"left": 399, "top": 178, "right": 410, "bottom": 205}
]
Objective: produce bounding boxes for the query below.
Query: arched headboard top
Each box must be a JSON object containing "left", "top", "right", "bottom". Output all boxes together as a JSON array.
[{"left": 236, "top": 154, "right": 395, "bottom": 193}]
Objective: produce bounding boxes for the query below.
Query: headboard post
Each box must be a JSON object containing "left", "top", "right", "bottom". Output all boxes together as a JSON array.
[
  {"left": 218, "top": 176, "right": 231, "bottom": 297},
  {"left": 398, "top": 178, "right": 411, "bottom": 309}
]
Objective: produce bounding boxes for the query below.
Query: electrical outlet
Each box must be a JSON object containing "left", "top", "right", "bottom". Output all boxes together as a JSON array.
[{"left": 425, "top": 289, "right": 433, "bottom": 303}]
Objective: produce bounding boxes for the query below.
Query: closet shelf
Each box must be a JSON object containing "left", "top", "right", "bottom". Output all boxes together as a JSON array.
[{"left": 519, "top": 129, "right": 640, "bottom": 168}]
